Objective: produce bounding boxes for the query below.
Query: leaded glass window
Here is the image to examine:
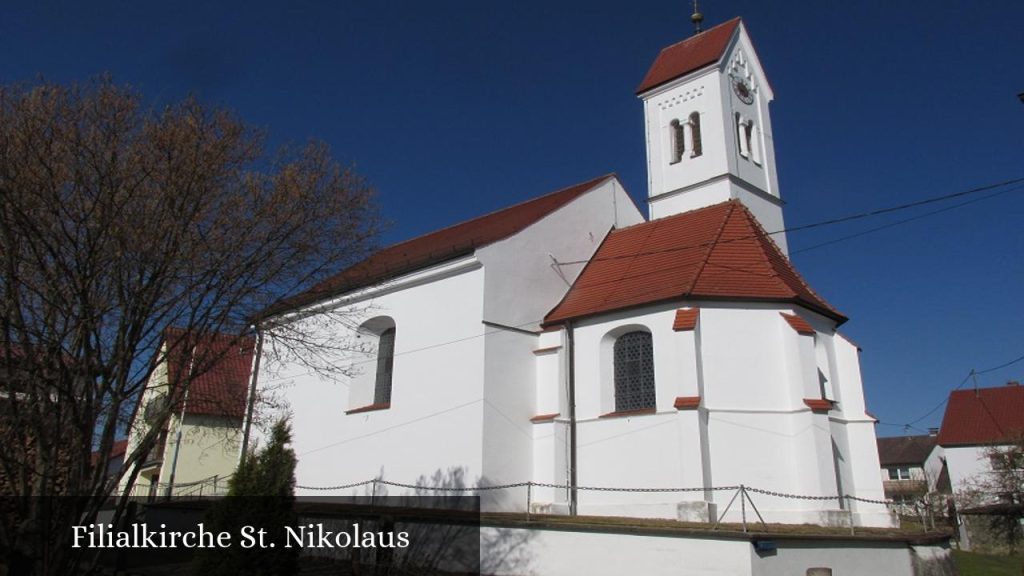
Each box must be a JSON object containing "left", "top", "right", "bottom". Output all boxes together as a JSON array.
[
  {"left": 374, "top": 328, "right": 395, "bottom": 404},
  {"left": 613, "top": 331, "right": 655, "bottom": 412}
]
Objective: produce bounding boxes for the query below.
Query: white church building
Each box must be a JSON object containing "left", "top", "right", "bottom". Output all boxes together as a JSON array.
[{"left": 253, "top": 17, "right": 894, "bottom": 530}]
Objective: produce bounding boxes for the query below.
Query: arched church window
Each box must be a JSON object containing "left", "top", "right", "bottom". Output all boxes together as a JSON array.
[
  {"left": 689, "top": 112, "right": 702, "bottom": 158},
  {"left": 669, "top": 119, "right": 685, "bottom": 164},
  {"left": 736, "top": 113, "right": 750, "bottom": 159},
  {"left": 748, "top": 122, "right": 761, "bottom": 165},
  {"left": 613, "top": 331, "right": 655, "bottom": 412},
  {"left": 374, "top": 327, "right": 396, "bottom": 404}
]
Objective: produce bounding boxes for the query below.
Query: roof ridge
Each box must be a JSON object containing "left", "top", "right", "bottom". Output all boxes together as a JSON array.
[
  {"left": 653, "top": 16, "right": 742, "bottom": 55},
  {"left": 684, "top": 201, "right": 738, "bottom": 297},
  {"left": 376, "top": 173, "right": 616, "bottom": 254},
  {"left": 636, "top": 17, "right": 742, "bottom": 94},
  {"left": 596, "top": 217, "right": 663, "bottom": 311},
  {"left": 737, "top": 202, "right": 844, "bottom": 318}
]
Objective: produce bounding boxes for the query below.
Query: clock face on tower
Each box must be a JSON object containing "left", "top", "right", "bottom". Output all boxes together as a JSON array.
[{"left": 732, "top": 77, "right": 754, "bottom": 105}]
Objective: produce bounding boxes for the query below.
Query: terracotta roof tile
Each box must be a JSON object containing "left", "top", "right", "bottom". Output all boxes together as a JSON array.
[
  {"left": 674, "top": 396, "right": 701, "bottom": 409},
  {"left": 263, "top": 174, "right": 616, "bottom": 316},
  {"left": 804, "top": 398, "right": 834, "bottom": 412},
  {"left": 165, "top": 329, "right": 255, "bottom": 420},
  {"left": 876, "top": 435, "right": 936, "bottom": 466},
  {"left": 780, "top": 312, "right": 815, "bottom": 336},
  {"left": 937, "top": 385, "right": 1024, "bottom": 446},
  {"left": 636, "top": 18, "right": 741, "bottom": 94},
  {"left": 673, "top": 308, "right": 700, "bottom": 331},
  {"left": 544, "top": 201, "right": 844, "bottom": 325}
]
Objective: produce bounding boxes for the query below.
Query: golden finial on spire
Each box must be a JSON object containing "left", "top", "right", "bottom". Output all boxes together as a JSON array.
[{"left": 691, "top": 0, "right": 704, "bottom": 35}]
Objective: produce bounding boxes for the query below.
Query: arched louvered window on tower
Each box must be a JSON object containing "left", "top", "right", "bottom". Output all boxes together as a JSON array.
[
  {"left": 613, "top": 331, "right": 656, "bottom": 412},
  {"left": 669, "top": 119, "right": 685, "bottom": 164},
  {"left": 374, "top": 327, "right": 396, "bottom": 404},
  {"left": 689, "top": 112, "right": 702, "bottom": 158},
  {"left": 736, "top": 113, "right": 749, "bottom": 158}
]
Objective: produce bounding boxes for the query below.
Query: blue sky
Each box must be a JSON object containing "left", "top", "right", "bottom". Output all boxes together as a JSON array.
[{"left": 3, "top": 1, "right": 1022, "bottom": 435}]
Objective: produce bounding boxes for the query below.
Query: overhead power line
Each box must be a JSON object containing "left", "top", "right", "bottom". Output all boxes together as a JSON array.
[
  {"left": 878, "top": 350, "right": 1024, "bottom": 432},
  {"left": 554, "top": 175, "right": 1024, "bottom": 266}
]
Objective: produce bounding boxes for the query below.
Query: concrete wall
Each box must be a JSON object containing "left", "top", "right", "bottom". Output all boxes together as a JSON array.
[{"left": 481, "top": 524, "right": 949, "bottom": 576}]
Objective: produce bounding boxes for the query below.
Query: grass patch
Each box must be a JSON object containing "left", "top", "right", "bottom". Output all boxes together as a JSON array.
[{"left": 952, "top": 550, "right": 1023, "bottom": 576}]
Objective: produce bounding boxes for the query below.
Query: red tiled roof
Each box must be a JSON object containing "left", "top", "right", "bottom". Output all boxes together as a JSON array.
[
  {"left": 937, "top": 385, "right": 1024, "bottom": 446},
  {"left": 544, "top": 201, "right": 844, "bottom": 325},
  {"left": 780, "top": 312, "right": 815, "bottom": 336},
  {"left": 91, "top": 439, "right": 128, "bottom": 466},
  {"left": 262, "top": 174, "right": 616, "bottom": 317},
  {"left": 876, "top": 435, "right": 936, "bottom": 466},
  {"left": 804, "top": 398, "right": 834, "bottom": 412},
  {"left": 636, "top": 17, "right": 741, "bottom": 94},
  {"left": 674, "top": 396, "right": 701, "bottom": 409},
  {"left": 110, "top": 439, "right": 128, "bottom": 458},
  {"left": 165, "top": 330, "right": 255, "bottom": 420},
  {"left": 672, "top": 308, "right": 700, "bottom": 331}
]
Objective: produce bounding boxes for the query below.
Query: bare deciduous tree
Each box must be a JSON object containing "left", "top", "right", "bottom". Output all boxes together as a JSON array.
[{"left": 0, "top": 79, "right": 378, "bottom": 574}]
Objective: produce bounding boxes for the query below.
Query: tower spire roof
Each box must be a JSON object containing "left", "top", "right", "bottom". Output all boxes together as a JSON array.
[{"left": 636, "top": 16, "right": 740, "bottom": 94}]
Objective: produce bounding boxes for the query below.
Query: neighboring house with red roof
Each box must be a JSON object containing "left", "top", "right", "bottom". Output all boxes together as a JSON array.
[
  {"left": 876, "top": 434, "right": 948, "bottom": 511},
  {"left": 120, "top": 330, "right": 254, "bottom": 499},
  {"left": 92, "top": 439, "right": 128, "bottom": 483},
  {"left": 937, "top": 383, "right": 1024, "bottom": 494},
  {"left": 254, "top": 17, "right": 892, "bottom": 529}
]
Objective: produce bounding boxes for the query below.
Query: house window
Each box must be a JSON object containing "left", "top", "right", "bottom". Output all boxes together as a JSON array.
[
  {"left": 613, "top": 331, "right": 655, "bottom": 412},
  {"left": 888, "top": 467, "right": 912, "bottom": 481},
  {"left": 374, "top": 327, "right": 395, "bottom": 405}
]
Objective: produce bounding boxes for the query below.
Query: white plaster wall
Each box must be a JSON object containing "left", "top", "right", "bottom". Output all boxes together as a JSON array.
[
  {"left": 477, "top": 177, "right": 644, "bottom": 332},
  {"left": 750, "top": 540, "right": 916, "bottom": 576},
  {"left": 482, "top": 526, "right": 930, "bottom": 576},
  {"left": 556, "top": 301, "right": 890, "bottom": 525},
  {"left": 923, "top": 444, "right": 946, "bottom": 491},
  {"left": 257, "top": 258, "right": 487, "bottom": 495},
  {"left": 483, "top": 527, "right": 752, "bottom": 576},
  {"left": 475, "top": 177, "right": 643, "bottom": 505},
  {"left": 720, "top": 28, "right": 779, "bottom": 203},
  {"left": 944, "top": 445, "right": 990, "bottom": 492},
  {"left": 643, "top": 68, "right": 729, "bottom": 208}
]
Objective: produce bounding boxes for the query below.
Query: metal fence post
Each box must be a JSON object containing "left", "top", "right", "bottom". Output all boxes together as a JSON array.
[
  {"left": 846, "top": 496, "right": 855, "bottom": 535},
  {"left": 526, "top": 483, "right": 532, "bottom": 521},
  {"left": 370, "top": 479, "right": 377, "bottom": 508},
  {"left": 740, "top": 485, "right": 748, "bottom": 532}
]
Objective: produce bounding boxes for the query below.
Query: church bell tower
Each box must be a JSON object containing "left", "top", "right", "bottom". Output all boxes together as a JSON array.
[{"left": 637, "top": 17, "right": 787, "bottom": 253}]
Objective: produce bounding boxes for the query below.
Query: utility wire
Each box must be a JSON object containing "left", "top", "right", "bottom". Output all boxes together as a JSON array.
[
  {"left": 259, "top": 176, "right": 1024, "bottom": 387},
  {"left": 879, "top": 350, "right": 1024, "bottom": 432},
  {"left": 554, "top": 175, "right": 1024, "bottom": 266},
  {"left": 791, "top": 185, "right": 1023, "bottom": 255}
]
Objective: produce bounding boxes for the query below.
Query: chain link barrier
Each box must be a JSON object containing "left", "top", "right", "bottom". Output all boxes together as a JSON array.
[
  {"left": 296, "top": 478, "right": 890, "bottom": 504},
  {"left": 282, "top": 478, "right": 923, "bottom": 535}
]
